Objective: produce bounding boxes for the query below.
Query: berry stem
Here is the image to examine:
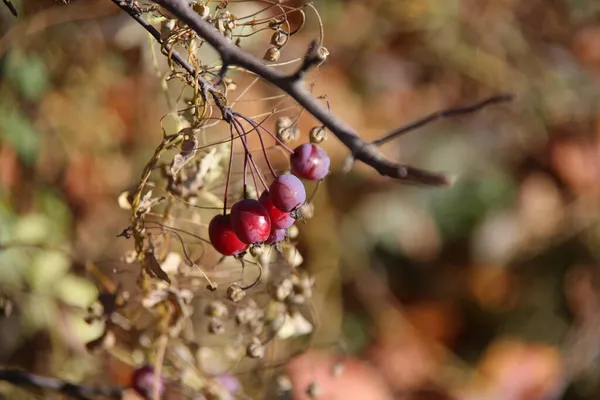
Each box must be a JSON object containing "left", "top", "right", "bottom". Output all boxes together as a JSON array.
[
  {"left": 232, "top": 118, "right": 269, "bottom": 191},
  {"left": 240, "top": 117, "right": 278, "bottom": 179},
  {"left": 223, "top": 123, "right": 235, "bottom": 215},
  {"left": 234, "top": 112, "right": 294, "bottom": 154}
]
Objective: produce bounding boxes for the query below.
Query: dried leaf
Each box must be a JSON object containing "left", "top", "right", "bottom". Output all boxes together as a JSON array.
[
  {"left": 170, "top": 134, "right": 198, "bottom": 175},
  {"left": 136, "top": 190, "right": 166, "bottom": 216},
  {"left": 143, "top": 250, "right": 172, "bottom": 284}
]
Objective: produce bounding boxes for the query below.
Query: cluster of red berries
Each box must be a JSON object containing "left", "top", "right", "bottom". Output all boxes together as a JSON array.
[{"left": 209, "top": 143, "right": 330, "bottom": 256}]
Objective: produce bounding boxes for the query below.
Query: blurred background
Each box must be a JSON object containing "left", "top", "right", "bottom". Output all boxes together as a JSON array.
[{"left": 1, "top": 0, "right": 600, "bottom": 399}]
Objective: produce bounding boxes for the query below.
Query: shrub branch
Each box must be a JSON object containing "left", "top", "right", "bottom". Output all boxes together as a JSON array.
[{"left": 0, "top": 368, "right": 123, "bottom": 400}]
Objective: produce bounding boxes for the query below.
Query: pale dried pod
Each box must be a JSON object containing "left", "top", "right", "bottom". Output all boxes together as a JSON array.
[
  {"left": 297, "top": 202, "right": 314, "bottom": 220},
  {"left": 271, "top": 31, "right": 289, "bottom": 47},
  {"left": 226, "top": 283, "right": 246, "bottom": 302},
  {"left": 264, "top": 47, "right": 281, "bottom": 62},
  {"left": 275, "top": 278, "right": 293, "bottom": 301},
  {"left": 205, "top": 300, "right": 228, "bottom": 318},
  {"left": 192, "top": 3, "right": 210, "bottom": 19},
  {"left": 309, "top": 126, "right": 327, "bottom": 143},
  {"left": 160, "top": 19, "right": 176, "bottom": 41},
  {"left": 287, "top": 225, "right": 299, "bottom": 239},
  {"left": 317, "top": 47, "right": 330, "bottom": 63},
  {"left": 276, "top": 374, "right": 292, "bottom": 395},
  {"left": 307, "top": 382, "right": 322, "bottom": 399},
  {"left": 268, "top": 16, "right": 285, "bottom": 30},
  {"left": 208, "top": 318, "right": 225, "bottom": 335},
  {"left": 276, "top": 116, "right": 299, "bottom": 143},
  {"left": 249, "top": 243, "right": 264, "bottom": 258},
  {"left": 246, "top": 338, "right": 265, "bottom": 359}
]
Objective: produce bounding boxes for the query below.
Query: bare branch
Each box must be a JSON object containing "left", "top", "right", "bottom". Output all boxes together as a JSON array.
[
  {"left": 152, "top": 0, "right": 454, "bottom": 185},
  {"left": 0, "top": 368, "right": 123, "bottom": 400},
  {"left": 372, "top": 93, "right": 515, "bottom": 147},
  {"left": 2, "top": 0, "right": 17, "bottom": 17}
]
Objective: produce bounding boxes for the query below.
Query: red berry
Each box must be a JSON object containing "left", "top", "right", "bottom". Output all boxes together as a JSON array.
[
  {"left": 131, "top": 365, "right": 164, "bottom": 399},
  {"left": 230, "top": 199, "right": 271, "bottom": 244},
  {"left": 290, "top": 143, "right": 330, "bottom": 180},
  {"left": 209, "top": 214, "right": 248, "bottom": 256},
  {"left": 266, "top": 228, "right": 286, "bottom": 244},
  {"left": 259, "top": 191, "right": 295, "bottom": 229},
  {"left": 269, "top": 174, "right": 306, "bottom": 212}
]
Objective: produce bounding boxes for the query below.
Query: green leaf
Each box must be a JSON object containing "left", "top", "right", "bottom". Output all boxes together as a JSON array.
[
  {"left": 0, "top": 106, "right": 40, "bottom": 165},
  {"left": 6, "top": 51, "right": 50, "bottom": 101}
]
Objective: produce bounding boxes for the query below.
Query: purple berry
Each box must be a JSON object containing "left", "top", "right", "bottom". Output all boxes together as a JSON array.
[
  {"left": 230, "top": 199, "right": 271, "bottom": 244},
  {"left": 131, "top": 365, "right": 164, "bottom": 399},
  {"left": 259, "top": 191, "right": 295, "bottom": 229},
  {"left": 266, "top": 228, "right": 286, "bottom": 244},
  {"left": 269, "top": 174, "right": 306, "bottom": 212},
  {"left": 209, "top": 214, "right": 248, "bottom": 256},
  {"left": 290, "top": 143, "right": 330, "bottom": 181}
]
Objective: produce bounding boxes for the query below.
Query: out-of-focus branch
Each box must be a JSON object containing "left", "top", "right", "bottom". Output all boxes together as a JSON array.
[
  {"left": 2, "top": 0, "right": 17, "bottom": 17},
  {"left": 0, "top": 368, "right": 122, "bottom": 400}
]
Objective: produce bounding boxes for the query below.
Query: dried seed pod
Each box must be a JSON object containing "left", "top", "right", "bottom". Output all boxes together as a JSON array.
[
  {"left": 249, "top": 243, "right": 264, "bottom": 258},
  {"left": 226, "top": 283, "right": 246, "bottom": 302},
  {"left": 276, "top": 116, "right": 299, "bottom": 143},
  {"left": 248, "top": 318, "right": 264, "bottom": 336},
  {"left": 317, "top": 47, "right": 330, "bottom": 63},
  {"left": 294, "top": 202, "right": 314, "bottom": 221},
  {"left": 208, "top": 318, "right": 225, "bottom": 335},
  {"left": 271, "top": 31, "right": 289, "bottom": 47},
  {"left": 306, "top": 382, "right": 322, "bottom": 399},
  {"left": 160, "top": 19, "right": 176, "bottom": 41},
  {"left": 287, "top": 225, "right": 299, "bottom": 239},
  {"left": 277, "top": 375, "right": 292, "bottom": 395},
  {"left": 268, "top": 16, "right": 285, "bottom": 30},
  {"left": 193, "top": 3, "right": 210, "bottom": 19},
  {"left": 275, "top": 278, "right": 293, "bottom": 302},
  {"left": 264, "top": 47, "right": 281, "bottom": 62},
  {"left": 205, "top": 300, "right": 228, "bottom": 318},
  {"left": 309, "top": 126, "right": 327, "bottom": 143},
  {"left": 246, "top": 337, "right": 265, "bottom": 358}
]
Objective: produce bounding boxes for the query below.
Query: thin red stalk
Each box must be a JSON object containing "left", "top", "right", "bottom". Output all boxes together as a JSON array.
[
  {"left": 234, "top": 112, "right": 294, "bottom": 154},
  {"left": 232, "top": 118, "right": 269, "bottom": 191},
  {"left": 223, "top": 124, "right": 235, "bottom": 215},
  {"left": 236, "top": 116, "right": 277, "bottom": 178}
]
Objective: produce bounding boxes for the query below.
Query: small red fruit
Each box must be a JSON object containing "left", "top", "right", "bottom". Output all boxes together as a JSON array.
[
  {"left": 209, "top": 214, "right": 248, "bottom": 256},
  {"left": 230, "top": 199, "right": 271, "bottom": 244},
  {"left": 266, "top": 228, "right": 286, "bottom": 244},
  {"left": 290, "top": 143, "right": 330, "bottom": 180},
  {"left": 131, "top": 365, "right": 165, "bottom": 399},
  {"left": 269, "top": 174, "right": 306, "bottom": 212},
  {"left": 259, "top": 191, "right": 295, "bottom": 229}
]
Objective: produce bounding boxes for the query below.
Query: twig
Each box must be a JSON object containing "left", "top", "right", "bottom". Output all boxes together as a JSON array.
[
  {"left": 0, "top": 368, "right": 122, "bottom": 400},
  {"left": 2, "top": 0, "right": 17, "bottom": 17},
  {"left": 147, "top": 0, "right": 462, "bottom": 185},
  {"left": 371, "top": 93, "right": 514, "bottom": 147}
]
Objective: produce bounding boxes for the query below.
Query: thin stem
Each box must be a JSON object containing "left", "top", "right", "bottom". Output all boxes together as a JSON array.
[
  {"left": 232, "top": 118, "right": 269, "bottom": 191},
  {"left": 0, "top": 368, "right": 122, "bottom": 400},
  {"left": 234, "top": 112, "right": 294, "bottom": 154},
  {"left": 223, "top": 123, "right": 235, "bottom": 215},
  {"left": 237, "top": 116, "right": 278, "bottom": 178},
  {"left": 372, "top": 94, "right": 515, "bottom": 147}
]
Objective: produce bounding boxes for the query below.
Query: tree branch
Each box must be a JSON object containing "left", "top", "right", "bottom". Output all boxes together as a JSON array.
[
  {"left": 150, "top": 0, "right": 456, "bottom": 185},
  {"left": 2, "top": 0, "right": 17, "bottom": 17},
  {"left": 372, "top": 93, "right": 515, "bottom": 147},
  {"left": 0, "top": 368, "right": 123, "bottom": 400}
]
